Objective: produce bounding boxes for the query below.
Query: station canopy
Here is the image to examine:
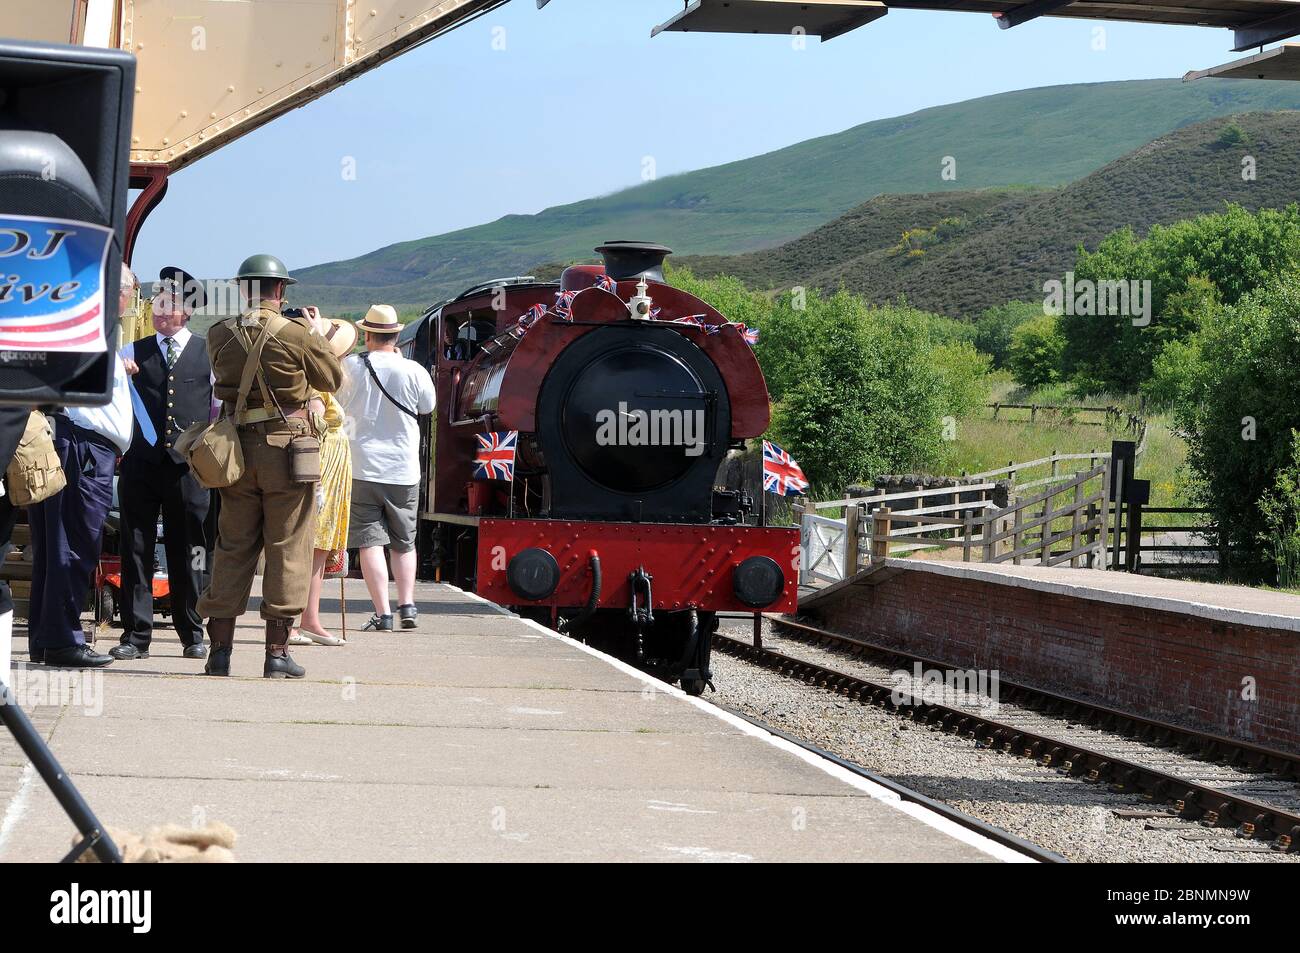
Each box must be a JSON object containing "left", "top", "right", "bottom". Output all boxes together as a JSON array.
[{"left": 646, "top": 0, "right": 1300, "bottom": 52}]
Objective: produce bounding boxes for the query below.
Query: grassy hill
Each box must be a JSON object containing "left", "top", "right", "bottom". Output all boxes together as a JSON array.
[
  {"left": 683, "top": 111, "right": 1300, "bottom": 316},
  {"left": 292, "top": 79, "right": 1300, "bottom": 312}
]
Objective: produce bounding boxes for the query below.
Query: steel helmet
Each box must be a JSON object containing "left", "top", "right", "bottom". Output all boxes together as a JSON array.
[{"left": 235, "top": 253, "right": 296, "bottom": 285}]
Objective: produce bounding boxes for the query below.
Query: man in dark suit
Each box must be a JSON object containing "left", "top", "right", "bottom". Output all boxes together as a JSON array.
[{"left": 110, "top": 267, "right": 214, "bottom": 661}]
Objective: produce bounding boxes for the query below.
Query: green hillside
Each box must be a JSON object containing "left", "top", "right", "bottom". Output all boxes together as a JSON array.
[
  {"left": 292, "top": 79, "right": 1300, "bottom": 312},
  {"left": 686, "top": 111, "right": 1300, "bottom": 316}
]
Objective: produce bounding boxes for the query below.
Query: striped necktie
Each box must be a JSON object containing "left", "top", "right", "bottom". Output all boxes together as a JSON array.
[{"left": 164, "top": 337, "right": 178, "bottom": 367}]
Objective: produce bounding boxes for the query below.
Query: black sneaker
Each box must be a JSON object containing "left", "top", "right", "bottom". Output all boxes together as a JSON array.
[
  {"left": 362, "top": 613, "right": 393, "bottom": 632},
  {"left": 263, "top": 652, "right": 306, "bottom": 679},
  {"left": 398, "top": 604, "right": 418, "bottom": 629},
  {"left": 109, "top": 643, "right": 149, "bottom": 660},
  {"left": 43, "top": 645, "right": 114, "bottom": 668}
]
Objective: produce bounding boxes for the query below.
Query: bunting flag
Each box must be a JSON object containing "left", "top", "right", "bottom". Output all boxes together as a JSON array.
[
  {"left": 594, "top": 274, "right": 618, "bottom": 293},
  {"left": 762, "top": 440, "right": 809, "bottom": 496},
  {"left": 473, "top": 431, "right": 518, "bottom": 481},
  {"left": 553, "top": 289, "right": 577, "bottom": 319}
]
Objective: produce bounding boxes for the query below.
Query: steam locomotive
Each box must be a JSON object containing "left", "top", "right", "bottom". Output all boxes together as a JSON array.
[{"left": 397, "top": 242, "right": 798, "bottom": 694}]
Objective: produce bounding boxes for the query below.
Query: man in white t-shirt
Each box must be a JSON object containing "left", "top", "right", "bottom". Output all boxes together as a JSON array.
[{"left": 337, "top": 305, "right": 436, "bottom": 631}]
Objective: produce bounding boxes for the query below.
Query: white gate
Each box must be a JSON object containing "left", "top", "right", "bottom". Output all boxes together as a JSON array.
[{"left": 801, "top": 512, "right": 851, "bottom": 585}]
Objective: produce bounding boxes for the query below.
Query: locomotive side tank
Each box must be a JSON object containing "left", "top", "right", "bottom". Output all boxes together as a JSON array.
[{"left": 402, "top": 242, "right": 797, "bottom": 694}]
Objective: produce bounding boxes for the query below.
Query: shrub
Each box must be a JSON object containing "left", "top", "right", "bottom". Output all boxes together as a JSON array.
[
  {"left": 1171, "top": 272, "right": 1300, "bottom": 575},
  {"left": 1258, "top": 432, "right": 1300, "bottom": 588},
  {"left": 1008, "top": 314, "right": 1065, "bottom": 389},
  {"left": 973, "top": 300, "right": 1041, "bottom": 368},
  {"left": 1061, "top": 205, "right": 1300, "bottom": 392}
]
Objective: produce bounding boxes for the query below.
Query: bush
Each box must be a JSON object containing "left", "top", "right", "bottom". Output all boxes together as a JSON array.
[
  {"left": 1061, "top": 205, "right": 1300, "bottom": 392},
  {"left": 1008, "top": 314, "right": 1065, "bottom": 389},
  {"left": 772, "top": 317, "right": 951, "bottom": 490},
  {"left": 973, "top": 301, "right": 1040, "bottom": 368},
  {"left": 667, "top": 267, "right": 988, "bottom": 490},
  {"left": 1258, "top": 432, "right": 1300, "bottom": 588},
  {"left": 1171, "top": 272, "right": 1300, "bottom": 575}
]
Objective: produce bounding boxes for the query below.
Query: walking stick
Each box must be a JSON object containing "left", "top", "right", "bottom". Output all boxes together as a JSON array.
[{"left": 340, "top": 576, "right": 347, "bottom": 641}]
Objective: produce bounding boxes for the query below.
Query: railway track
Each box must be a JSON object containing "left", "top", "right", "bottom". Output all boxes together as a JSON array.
[{"left": 712, "top": 618, "right": 1300, "bottom": 852}]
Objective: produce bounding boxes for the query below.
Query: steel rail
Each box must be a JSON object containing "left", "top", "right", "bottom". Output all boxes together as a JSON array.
[
  {"left": 718, "top": 704, "right": 1067, "bottom": 863},
  {"left": 713, "top": 629, "right": 1300, "bottom": 851},
  {"left": 772, "top": 618, "right": 1300, "bottom": 780}
]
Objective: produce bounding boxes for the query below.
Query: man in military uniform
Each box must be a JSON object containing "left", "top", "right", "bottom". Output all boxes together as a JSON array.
[{"left": 197, "top": 254, "right": 342, "bottom": 678}]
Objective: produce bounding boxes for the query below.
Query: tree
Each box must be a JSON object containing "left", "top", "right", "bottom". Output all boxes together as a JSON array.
[
  {"left": 772, "top": 316, "right": 951, "bottom": 490},
  {"left": 973, "top": 301, "right": 1040, "bottom": 369},
  {"left": 1060, "top": 204, "right": 1300, "bottom": 392},
  {"left": 1008, "top": 314, "right": 1065, "bottom": 389},
  {"left": 1171, "top": 272, "right": 1300, "bottom": 576}
]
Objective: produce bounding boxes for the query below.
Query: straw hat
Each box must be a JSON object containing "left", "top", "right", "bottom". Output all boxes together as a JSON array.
[
  {"left": 355, "top": 304, "right": 401, "bottom": 334},
  {"left": 323, "top": 318, "right": 358, "bottom": 358}
]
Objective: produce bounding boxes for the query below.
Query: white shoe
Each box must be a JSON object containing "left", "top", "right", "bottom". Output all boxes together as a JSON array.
[
  {"left": 287, "top": 632, "right": 313, "bottom": 646},
  {"left": 302, "top": 628, "right": 344, "bottom": 647}
]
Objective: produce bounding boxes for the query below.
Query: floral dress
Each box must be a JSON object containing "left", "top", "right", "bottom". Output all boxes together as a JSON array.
[{"left": 313, "top": 391, "right": 351, "bottom": 553}]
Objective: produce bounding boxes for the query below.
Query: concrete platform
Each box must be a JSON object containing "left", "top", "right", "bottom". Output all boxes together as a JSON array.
[{"left": 0, "top": 581, "right": 1020, "bottom": 863}]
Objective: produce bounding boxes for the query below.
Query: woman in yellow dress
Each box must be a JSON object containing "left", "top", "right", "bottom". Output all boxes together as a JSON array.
[{"left": 292, "top": 315, "right": 356, "bottom": 646}]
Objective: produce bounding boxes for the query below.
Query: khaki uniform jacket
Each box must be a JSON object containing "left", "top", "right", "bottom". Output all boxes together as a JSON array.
[{"left": 208, "top": 306, "right": 343, "bottom": 411}]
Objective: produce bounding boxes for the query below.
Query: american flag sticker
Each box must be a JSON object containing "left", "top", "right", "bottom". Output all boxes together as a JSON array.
[{"left": 0, "top": 214, "right": 112, "bottom": 354}]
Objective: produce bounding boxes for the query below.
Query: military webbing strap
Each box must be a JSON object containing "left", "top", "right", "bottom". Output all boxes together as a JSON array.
[{"left": 231, "top": 314, "right": 290, "bottom": 420}]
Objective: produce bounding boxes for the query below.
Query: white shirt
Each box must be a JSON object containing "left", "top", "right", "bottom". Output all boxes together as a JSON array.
[
  {"left": 64, "top": 355, "right": 134, "bottom": 454},
  {"left": 337, "top": 350, "right": 435, "bottom": 485},
  {"left": 120, "top": 326, "right": 194, "bottom": 364}
]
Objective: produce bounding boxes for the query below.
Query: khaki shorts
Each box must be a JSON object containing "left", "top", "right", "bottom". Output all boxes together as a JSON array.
[{"left": 348, "top": 480, "right": 419, "bottom": 553}]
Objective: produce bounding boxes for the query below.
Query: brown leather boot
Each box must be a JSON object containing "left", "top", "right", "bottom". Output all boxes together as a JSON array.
[
  {"left": 263, "top": 618, "right": 305, "bottom": 679},
  {"left": 204, "top": 618, "right": 236, "bottom": 676}
]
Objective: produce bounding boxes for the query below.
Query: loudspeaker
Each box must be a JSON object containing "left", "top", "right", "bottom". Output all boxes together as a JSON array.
[{"left": 0, "top": 38, "right": 134, "bottom": 407}]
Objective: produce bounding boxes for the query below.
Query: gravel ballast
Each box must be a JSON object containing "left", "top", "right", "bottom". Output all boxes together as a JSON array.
[{"left": 710, "top": 619, "right": 1300, "bottom": 864}]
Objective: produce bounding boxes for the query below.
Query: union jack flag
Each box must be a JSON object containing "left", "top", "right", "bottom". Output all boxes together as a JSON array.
[
  {"left": 594, "top": 274, "right": 618, "bottom": 293},
  {"left": 730, "top": 322, "right": 759, "bottom": 346},
  {"left": 474, "top": 431, "right": 518, "bottom": 481},
  {"left": 762, "top": 440, "right": 808, "bottom": 496},
  {"left": 553, "top": 290, "right": 577, "bottom": 319},
  {"left": 513, "top": 303, "right": 546, "bottom": 337}
]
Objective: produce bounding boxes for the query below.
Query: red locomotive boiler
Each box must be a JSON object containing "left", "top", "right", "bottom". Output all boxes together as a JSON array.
[{"left": 398, "top": 242, "right": 798, "bottom": 693}]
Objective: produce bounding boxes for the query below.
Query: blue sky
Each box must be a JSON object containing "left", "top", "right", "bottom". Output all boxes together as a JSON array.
[{"left": 133, "top": 0, "right": 1244, "bottom": 281}]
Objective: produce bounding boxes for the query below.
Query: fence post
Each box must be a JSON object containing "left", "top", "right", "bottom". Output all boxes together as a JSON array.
[
  {"left": 981, "top": 508, "right": 994, "bottom": 562},
  {"left": 962, "top": 512, "right": 973, "bottom": 562},
  {"left": 1040, "top": 489, "right": 1055, "bottom": 565},
  {"left": 992, "top": 403, "right": 1000, "bottom": 420},
  {"left": 1099, "top": 457, "right": 1113, "bottom": 569},
  {"left": 844, "top": 504, "right": 861, "bottom": 577},
  {"left": 1007, "top": 460, "right": 1016, "bottom": 490},
  {"left": 1050, "top": 449, "right": 1059, "bottom": 484},
  {"left": 1071, "top": 481, "right": 1084, "bottom": 568},
  {"left": 1125, "top": 499, "right": 1142, "bottom": 573},
  {"left": 872, "top": 508, "right": 892, "bottom": 564},
  {"left": 1012, "top": 499, "right": 1024, "bottom": 566}
]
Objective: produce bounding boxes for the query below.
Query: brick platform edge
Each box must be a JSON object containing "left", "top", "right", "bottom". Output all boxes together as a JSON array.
[{"left": 799, "top": 560, "right": 1300, "bottom": 755}]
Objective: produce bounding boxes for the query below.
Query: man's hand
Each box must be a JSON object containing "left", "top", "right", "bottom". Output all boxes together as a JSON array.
[
  {"left": 300, "top": 305, "right": 330, "bottom": 336},
  {"left": 121, "top": 357, "right": 140, "bottom": 376}
]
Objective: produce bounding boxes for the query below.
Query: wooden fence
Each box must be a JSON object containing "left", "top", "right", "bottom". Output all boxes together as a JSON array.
[{"left": 797, "top": 452, "right": 1113, "bottom": 584}]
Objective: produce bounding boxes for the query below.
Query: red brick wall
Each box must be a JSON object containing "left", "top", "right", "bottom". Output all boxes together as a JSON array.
[{"left": 806, "top": 569, "right": 1300, "bottom": 754}]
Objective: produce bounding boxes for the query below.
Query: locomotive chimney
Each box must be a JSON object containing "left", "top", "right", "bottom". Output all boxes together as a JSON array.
[{"left": 595, "top": 241, "right": 673, "bottom": 283}]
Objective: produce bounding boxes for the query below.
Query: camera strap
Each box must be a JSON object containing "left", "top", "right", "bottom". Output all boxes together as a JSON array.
[{"left": 361, "top": 352, "right": 419, "bottom": 419}]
